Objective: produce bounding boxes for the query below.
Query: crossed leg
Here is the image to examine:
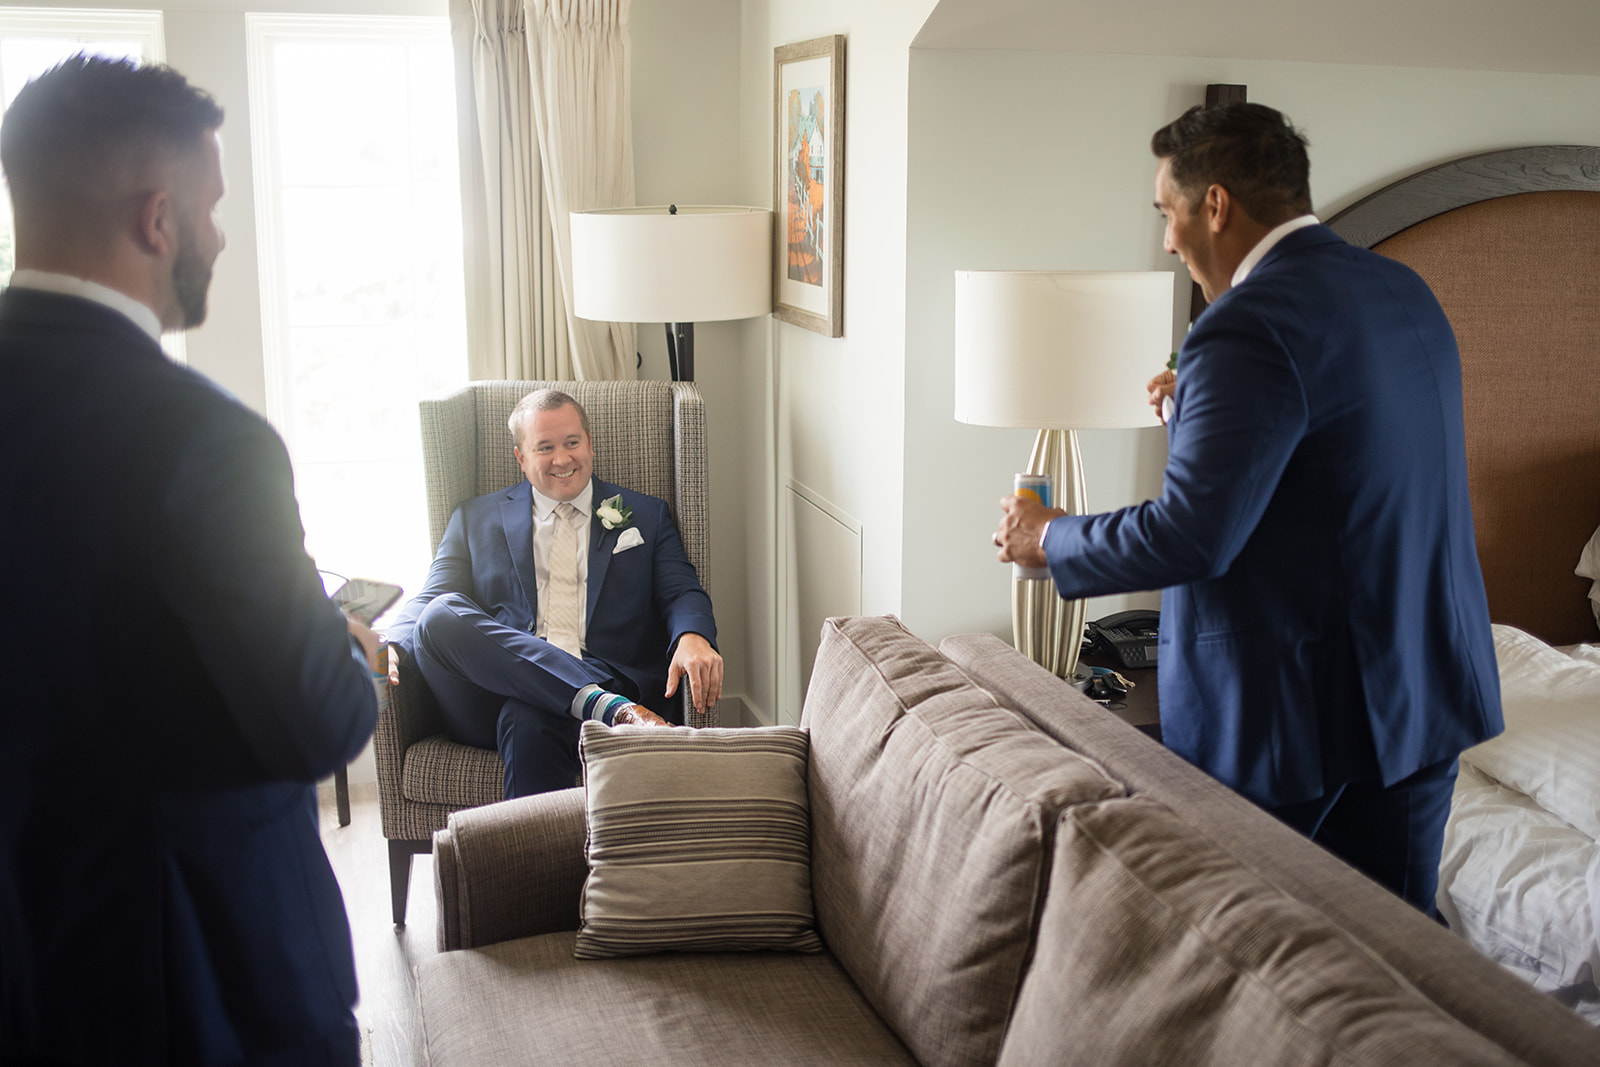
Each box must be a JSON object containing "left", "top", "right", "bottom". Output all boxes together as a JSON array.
[{"left": 409, "top": 593, "right": 636, "bottom": 797}]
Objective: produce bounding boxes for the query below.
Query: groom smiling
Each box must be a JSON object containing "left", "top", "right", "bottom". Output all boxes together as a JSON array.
[{"left": 387, "top": 388, "right": 722, "bottom": 797}]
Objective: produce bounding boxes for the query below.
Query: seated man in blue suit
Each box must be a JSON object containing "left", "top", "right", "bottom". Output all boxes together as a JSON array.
[
  {"left": 386, "top": 388, "right": 722, "bottom": 798},
  {"left": 0, "top": 58, "right": 379, "bottom": 1063},
  {"left": 994, "top": 103, "right": 1502, "bottom": 916}
]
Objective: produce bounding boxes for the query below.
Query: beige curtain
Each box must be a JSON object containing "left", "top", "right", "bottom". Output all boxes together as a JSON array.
[
  {"left": 525, "top": 0, "right": 636, "bottom": 381},
  {"left": 452, "top": 0, "right": 637, "bottom": 380},
  {"left": 451, "top": 0, "right": 566, "bottom": 379}
]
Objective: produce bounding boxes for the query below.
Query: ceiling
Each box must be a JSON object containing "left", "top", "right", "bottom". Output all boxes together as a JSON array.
[{"left": 912, "top": 0, "right": 1600, "bottom": 77}]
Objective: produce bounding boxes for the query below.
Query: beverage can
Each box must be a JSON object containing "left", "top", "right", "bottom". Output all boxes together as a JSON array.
[
  {"left": 1013, "top": 473, "right": 1053, "bottom": 509},
  {"left": 1012, "top": 473, "right": 1054, "bottom": 581}
]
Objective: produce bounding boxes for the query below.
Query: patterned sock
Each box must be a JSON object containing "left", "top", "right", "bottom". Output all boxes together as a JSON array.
[{"left": 574, "top": 685, "right": 634, "bottom": 725}]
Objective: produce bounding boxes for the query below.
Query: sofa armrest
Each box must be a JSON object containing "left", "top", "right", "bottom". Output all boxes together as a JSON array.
[{"left": 433, "top": 787, "right": 589, "bottom": 952}]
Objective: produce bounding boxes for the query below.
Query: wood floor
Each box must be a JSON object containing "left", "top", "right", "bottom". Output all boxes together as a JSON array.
[{"left": 318, "top": 781, "right": 434, "bottom": 1067}]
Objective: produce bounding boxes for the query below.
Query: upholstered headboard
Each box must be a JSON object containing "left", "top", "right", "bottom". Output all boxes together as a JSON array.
[{"left": 1327, "top": 147, "right": 1600, "bottom": 645}]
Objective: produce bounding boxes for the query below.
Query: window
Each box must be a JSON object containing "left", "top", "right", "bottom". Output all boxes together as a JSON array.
[
  {"left": 247, "top": 14, "right": 468, "bottom": 603},
  {"left": 0, "top": 9, "right": 183, "bottom": 360}
]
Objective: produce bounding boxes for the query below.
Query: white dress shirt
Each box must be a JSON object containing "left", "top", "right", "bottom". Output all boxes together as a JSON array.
[
  {"left": 530, "top": 480, "right": 594, "bottom": 649},
  {"left": 9, "top": 269, "right": 163, "bottom": 343}
]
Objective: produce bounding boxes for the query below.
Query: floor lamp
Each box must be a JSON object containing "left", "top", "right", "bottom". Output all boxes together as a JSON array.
[
  {"left": 953, "top": 270, "right": 1173, "bottom": 679},
  {"left": 570, "top": 205, "right": 773, "bottom": 381}
]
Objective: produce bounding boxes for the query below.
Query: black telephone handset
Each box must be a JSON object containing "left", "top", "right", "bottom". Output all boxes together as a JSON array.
[{"left": 1084, "top": 609, "right": 1160, "bottom": 670}]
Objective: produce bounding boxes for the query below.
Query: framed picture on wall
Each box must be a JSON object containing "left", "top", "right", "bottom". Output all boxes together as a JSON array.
[{"left": 773, "top": 34, "right": 845, "bottom": 337}]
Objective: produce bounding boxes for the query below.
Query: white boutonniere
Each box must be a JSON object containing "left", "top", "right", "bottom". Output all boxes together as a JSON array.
[{"left": 596, "top": 494, "right": 633, "bottom": 531}]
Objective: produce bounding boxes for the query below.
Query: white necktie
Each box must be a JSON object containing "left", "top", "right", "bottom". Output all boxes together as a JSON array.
[{"left": 545, "top": 502, "right": 582, "bottom": 656}]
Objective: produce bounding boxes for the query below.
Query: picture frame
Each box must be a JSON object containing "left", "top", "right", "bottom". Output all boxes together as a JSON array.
[{"left": 773, "top": 34, "right": 844, "bottom": 337}]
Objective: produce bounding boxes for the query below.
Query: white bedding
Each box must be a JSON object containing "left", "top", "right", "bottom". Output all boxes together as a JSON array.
[{"left": 1439, "top": 626, "right": 1600, "bottom": 1023}]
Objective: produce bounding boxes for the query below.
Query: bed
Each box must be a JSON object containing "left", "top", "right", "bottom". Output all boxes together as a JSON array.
[{"left": 1327, "top": 145, "right": 1600, "bottom": 1020}]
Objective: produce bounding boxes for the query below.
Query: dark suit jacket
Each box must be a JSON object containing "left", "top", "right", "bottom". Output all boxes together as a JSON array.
[
  {"left": 387, "top": 477, "right": 717, "bottom": 719},
  {"left": 0, "top": 289, "right": 376, "bottom": 1064},
  {"left": 1044, "top": 225, "right": 1503, "bottom": 806}
]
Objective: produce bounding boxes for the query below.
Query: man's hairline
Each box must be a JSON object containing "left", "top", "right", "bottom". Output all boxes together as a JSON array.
[
  {"left": 512, "top": 401, "right": 590, "bottom": 453},
  {"left": 1154, "top": 154, "right": 1207, "bottom": 214}
]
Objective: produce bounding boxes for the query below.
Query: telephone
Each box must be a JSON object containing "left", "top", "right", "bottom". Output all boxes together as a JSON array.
[{"left": 1083, "top": 609, "right": 1160, "bottom": 670}]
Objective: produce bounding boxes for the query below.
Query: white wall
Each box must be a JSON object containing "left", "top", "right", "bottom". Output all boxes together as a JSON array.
[
  {"left": 737, "top": 0, "right": 939, "bottom": 722},
  {"left": 900, "top": 46, "right": 1600, "bottom": 646},
  {"left": 628, "top": 0, "right": 751, "bottom": 716}
]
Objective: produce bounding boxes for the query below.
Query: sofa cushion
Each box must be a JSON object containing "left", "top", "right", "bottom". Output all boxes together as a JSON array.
[
  {"left": 998, "top": 796, "right": 1522, "bottom": 1067},
  {"left": 416, "top": 930, "right": 916, "bottom": 1066},
  {"left": 943, "top": 632, "right": 1600, "bottom": 1065},
  {"left": 574, "top": 722, "right": 821, "bottom": 958},
  {"left": 802, "top": 616, "right": 1125, "bottom": 1067}
]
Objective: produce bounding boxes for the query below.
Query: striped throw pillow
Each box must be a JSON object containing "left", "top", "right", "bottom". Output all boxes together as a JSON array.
[{"left": 574, "top": 721, "right": 823, "bottom": 959}]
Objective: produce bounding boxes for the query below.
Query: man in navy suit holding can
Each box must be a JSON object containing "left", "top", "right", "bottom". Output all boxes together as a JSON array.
[{"left": 995, "top": 103, "right": 1502, "bottom": 916}]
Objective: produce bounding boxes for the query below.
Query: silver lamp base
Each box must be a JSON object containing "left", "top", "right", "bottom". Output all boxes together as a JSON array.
[{"left": 1013, "top": 428, "right": 1088, "bottom": 680}]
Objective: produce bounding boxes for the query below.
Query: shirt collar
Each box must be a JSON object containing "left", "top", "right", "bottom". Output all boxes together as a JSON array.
[
  {"left": 1231, "top": 214, "right": 1320, "bottom": 288},
  {"left": 8, "top": 269, "right": 164, "bottom": 343},
  {"left": 531, "top": 480, "right": 594, "bottom": 521}
]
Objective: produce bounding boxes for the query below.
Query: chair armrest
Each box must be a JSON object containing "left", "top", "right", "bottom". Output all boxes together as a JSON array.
[
  {"left": 683, "top": 690, "right": 719, "bottom": 729},
  {"left": 373, "top": 665, "right": 448, "bottom": 840},
  {"left": 434, "top": 787, "right": 588, "bottom": 951}
]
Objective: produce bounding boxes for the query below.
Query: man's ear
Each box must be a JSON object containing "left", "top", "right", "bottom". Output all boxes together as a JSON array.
[
  {"left": 1204, "top": 184, "right": 1232, "bottom": 234},
  {"left": 137, "top": 189, "right": 178, "bottom": 257}
]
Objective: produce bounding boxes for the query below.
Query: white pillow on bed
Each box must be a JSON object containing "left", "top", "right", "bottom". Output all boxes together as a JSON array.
[
  {"left": 1460, "top": 625, "right": 1600, "bottom": 840},
  {"left": 1579, "top": 523, "right": 1600, "bottom": 628}
]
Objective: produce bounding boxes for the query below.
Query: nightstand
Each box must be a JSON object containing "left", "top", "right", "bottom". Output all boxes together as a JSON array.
[{"left": 1078, "top": 651, "right": 1160, "bottom": 741}]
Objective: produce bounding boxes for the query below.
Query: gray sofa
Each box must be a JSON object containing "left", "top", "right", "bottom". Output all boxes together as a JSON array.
[{"left": 414, "top": 616, "right": 1600, "bottom": 1065}]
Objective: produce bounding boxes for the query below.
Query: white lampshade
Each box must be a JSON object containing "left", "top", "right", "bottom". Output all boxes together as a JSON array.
[
  {"left": 571, "top": 206, "right": 773, "bottom": 323},
  {"left": 953, "top": 270, "right": 1174, "bottom": 430}
]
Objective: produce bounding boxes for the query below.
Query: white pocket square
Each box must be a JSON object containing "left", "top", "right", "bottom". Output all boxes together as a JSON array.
[{"left": 613, "top": 527, "right": 645, "bottom": 553}]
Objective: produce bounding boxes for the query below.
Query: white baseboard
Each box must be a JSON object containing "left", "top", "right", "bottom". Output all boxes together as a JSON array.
[{"left": 726, "top": 694, "right": 773, "bottom": 727}]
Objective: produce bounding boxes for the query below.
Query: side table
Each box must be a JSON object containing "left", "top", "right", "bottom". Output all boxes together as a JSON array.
[{"left": 1078, "top": 651, "right": 1160, "bottom": 741}]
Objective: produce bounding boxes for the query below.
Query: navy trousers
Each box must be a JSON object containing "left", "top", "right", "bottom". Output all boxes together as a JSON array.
[
  {"left": 1266, "top": 756, "right": 1459, "bottom": 918},
  {"left": 409, "top": 593, "right": 636, "bottom": 797}
]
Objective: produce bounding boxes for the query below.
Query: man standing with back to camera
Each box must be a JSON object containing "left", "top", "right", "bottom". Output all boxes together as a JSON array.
[
  {"left": 994, "top": 103, "right": 1502, "bottom": 916},
  {"left": 0, "top": 57, "right": 377, "bottom": 1063}
]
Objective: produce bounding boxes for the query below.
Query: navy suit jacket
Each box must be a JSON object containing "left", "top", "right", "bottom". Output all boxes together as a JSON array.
[
  {"left": 0, "top": 289, "right": 376, "bottom": 1064},
  {"left": 387, "top": 476, "right": 717, "bottom": 719},
  {"left": 1044, "top": 225, "right": 1502, "bottom": 805}
]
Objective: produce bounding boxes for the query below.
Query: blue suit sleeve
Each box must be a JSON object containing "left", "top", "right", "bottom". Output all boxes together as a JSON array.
[
  {"left": 1045, "top": 303, "right": 1309, "bottom": 599},
  {"left": 646, "top": 497, "right": 717, "bottom": 652},
  {"left": 156, "top": 416, "right": 376, "bottom": 782}
]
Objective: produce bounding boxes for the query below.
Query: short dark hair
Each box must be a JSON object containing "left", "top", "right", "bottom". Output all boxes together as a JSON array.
[
  {"left": 1150, "top": 103, "right": 1312, "bottom": 224},
  {"left": 0, "top": 54, "right": 223, "bottom": 222},
  {"left": 509, "top": 389, "right": 592, "bottom": 449}
]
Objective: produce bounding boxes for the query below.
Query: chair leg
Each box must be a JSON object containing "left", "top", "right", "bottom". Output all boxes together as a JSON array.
[
  {"left": 334, "top": 765, "right": 350, "bottom": 827},
  {"left": 388, "top": 839, "right": 429, "bottom": 926}
]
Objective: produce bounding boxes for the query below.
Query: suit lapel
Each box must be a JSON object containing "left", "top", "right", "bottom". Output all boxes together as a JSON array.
[
  {"left": 501, "top": 482, "right": 540, "bottom": 614},
  {"left": 586, "top": 478, "right": 620, "bottom": 623}
]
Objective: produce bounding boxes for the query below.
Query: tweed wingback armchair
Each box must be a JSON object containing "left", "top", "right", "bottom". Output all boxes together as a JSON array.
[{"left": 376, "top": 379, "right": 714, "bottom": 924}]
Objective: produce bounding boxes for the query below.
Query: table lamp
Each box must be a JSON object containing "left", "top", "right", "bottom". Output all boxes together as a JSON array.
[
  {"left": 570, "top": 205, "right": 773, "bottom": 381},
  {"left": 953, "top": 269, "right": 1173, "bottom": 679}
]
